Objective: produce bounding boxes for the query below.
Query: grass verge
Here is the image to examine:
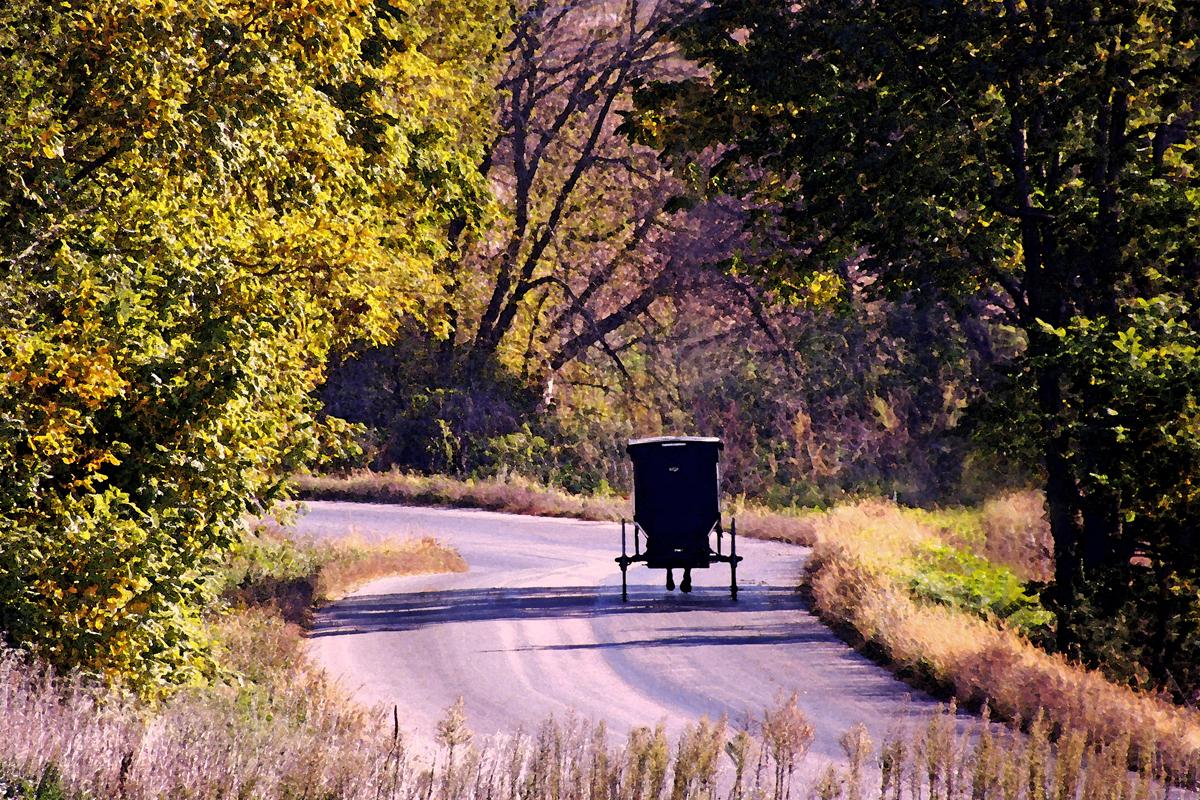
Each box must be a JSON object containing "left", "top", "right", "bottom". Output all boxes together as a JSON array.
[{"left": 804, "top": 501, "right": 1200, "bottom": 775}]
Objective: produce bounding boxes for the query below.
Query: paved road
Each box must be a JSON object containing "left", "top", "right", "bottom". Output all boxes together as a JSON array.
[{"left": 297, "top": 501, "right": 945, "bottom": 761}]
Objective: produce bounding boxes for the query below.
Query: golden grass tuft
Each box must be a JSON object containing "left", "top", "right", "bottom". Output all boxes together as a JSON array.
[
  {"left": 221, "top": 526, "right": 467, "bottom": 625},
  {"left": 314, "top": 534, "right": 468, "bottom": 602}
]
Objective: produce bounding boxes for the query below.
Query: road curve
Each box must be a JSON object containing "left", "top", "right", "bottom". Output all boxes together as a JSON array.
[{"left": 297, "top": 500, "right": 945, "bottom": 761}]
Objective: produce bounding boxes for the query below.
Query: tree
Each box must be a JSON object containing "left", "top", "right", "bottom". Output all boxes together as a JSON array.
[
  {"left": 323, "top": 0, "right": 755, "bottom": 478},
  {"left": 639, "top": 0, "right": 1200, "bottom": 680},
  {"left": 456, "top": 0, "right": 707, "bottom": 380},
  {"left": 0, "top": 0, "right": 502, "bottom": 690}
]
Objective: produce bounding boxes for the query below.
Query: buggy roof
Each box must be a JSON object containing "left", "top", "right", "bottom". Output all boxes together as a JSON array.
[
  {"left": 627, "top": 436, "right": 722, "bottom": 449},
  {"left": 626, "top": 436, "right": 722, "bottom": 549}
]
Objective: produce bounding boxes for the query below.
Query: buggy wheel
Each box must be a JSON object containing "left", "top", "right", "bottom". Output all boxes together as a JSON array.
[{"left": 729, "top": 516, "right": 739, "bottom": 601}]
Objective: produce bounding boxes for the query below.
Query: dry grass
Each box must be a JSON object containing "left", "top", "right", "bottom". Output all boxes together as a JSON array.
[
  {"left": 295, "top": 470, "right": 819, "bottom": 545},
  {"left": 805, "top": 501, "right": 1200, "bottom": 776},
  {"left": 296, "top": 469, "right": 629, "bottom": 521},
  {"left": 731, "top": 505, "right": 819, "bottom": 546},
  {"left": 314, "top": 535, "right": 468, "bottom": 601},
  {"left": 0, "top": 530, "right": 470, "bottom": 799},
  {"left": 976, "top": 491, "right": 1054, "bottom": 582},
  {"left": 221, "top": 525, "right": 467, "bottom": 624},
  {"left": 2, "top": 638, "right": 1191, "bottom": 800},
  {"left": 0, "top": 611, "right": 397, "bottom": 800}
]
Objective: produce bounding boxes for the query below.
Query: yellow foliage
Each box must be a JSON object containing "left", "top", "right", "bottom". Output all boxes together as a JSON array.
[{"left": 0, "top": 0, "right": 506, "bottom": 692}]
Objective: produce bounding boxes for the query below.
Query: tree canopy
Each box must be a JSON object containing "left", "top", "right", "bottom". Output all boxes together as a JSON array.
[
  {"left": 637, "top": 0, "right": 1200, "bottom": 690},
  {"left": 0, "top": 0, "right": 504, "bottom": 689}
]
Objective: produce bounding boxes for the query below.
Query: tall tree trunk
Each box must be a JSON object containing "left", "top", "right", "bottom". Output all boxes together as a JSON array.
[{"left": 1033, "top": 350, "right": 1085, "bottom": 656}]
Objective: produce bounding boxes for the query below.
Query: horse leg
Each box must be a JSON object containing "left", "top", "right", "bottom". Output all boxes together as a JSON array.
[{"left": 665, "top": 569, "right": 675, "bottom": 591}]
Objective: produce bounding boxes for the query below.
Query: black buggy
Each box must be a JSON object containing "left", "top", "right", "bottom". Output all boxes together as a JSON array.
[{"left": 615, "top": 436, "right": 743, "bottom": 601}]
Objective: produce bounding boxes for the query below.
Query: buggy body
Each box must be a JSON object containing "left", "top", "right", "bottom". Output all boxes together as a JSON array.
[{"left": 616, "top": 436, "right": 743, "bottom": 600}]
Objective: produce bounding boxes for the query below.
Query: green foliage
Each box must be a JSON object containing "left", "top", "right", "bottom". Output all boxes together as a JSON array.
[
  {"left": 321, "top": 343, "right": 637, "bottom": 494},
  {"left": 216, "top": 526, "right": 322, "bottom": 597},
  {"left": 642, "top": 0, "right": 1200, "bottom": 694},
  {"left": 1036, "top": 296, "right": 1200, "bottom": 693},
  {"left": 0, "top": 0, "right": 503, "bottom": 692},
  {"left": 1041, "top": 296, "right": 1200, "bottom": 540},
  {"left": 0, "top": 763, "right": 70, "bottom": 800},
  {"left": 908, "top": 543, "right": 1054, "bottom": 638}
]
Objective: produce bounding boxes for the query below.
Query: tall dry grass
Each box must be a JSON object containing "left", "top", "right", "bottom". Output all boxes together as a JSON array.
[
  {"left": 3, "top": 634, "right": 1193, "bottom": 800},
  {"left": 295, "top": 470, "right": 819, "bottom": 544},
  {"left": 976, "top": 492, "right": 1053, "bottom": 582},
  {"left": 805, "top": 501, "right": 1200, "bottom": 777},
  {"left": 313, "top": 534, "right": 467, "bottom": 601},
  {"left": 2, "top": 644, "right": 1191, "bottom": 800},
  {"left": 0, "top": 616, "right": 398, "bottom": 800}
]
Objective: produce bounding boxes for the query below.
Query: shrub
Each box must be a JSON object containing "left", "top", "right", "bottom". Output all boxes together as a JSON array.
[{"left": 908, "top": 543, "right": 1053, "bottom": 639}]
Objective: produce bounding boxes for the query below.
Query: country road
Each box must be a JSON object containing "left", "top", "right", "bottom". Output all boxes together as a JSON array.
[{"left": 296, "top": 500, "right": 950, "bottom": 762}]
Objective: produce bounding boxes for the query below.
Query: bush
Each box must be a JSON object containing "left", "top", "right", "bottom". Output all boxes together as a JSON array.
[{"left": 908, "top": 543, "right": 1053, "bottom": 640}]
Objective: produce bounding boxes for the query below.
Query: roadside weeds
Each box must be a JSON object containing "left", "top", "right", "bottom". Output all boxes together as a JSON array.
[
  {"left": 804, "top": 501, "right": 1200, "bottom": 777},
  {"left": 3, "top": 649, "right": 1192, "bottom": 800}
]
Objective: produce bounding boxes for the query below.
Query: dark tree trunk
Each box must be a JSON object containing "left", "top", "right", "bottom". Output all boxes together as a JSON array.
[{"left": 1038, "top": 367, "right": 1084, "bottom": 656}]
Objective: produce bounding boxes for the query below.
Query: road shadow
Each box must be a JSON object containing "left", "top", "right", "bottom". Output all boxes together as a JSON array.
[
  {"left": 491, "top": 623, "right": 831, "bottom": 652},
  {"left": 310, "top": 584, "right": 804, "bottom": 639}
]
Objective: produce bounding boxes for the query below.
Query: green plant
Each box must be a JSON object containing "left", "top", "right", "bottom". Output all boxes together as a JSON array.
[{"left": 908, "top": 543, "right": 1054, "bottom": 638}]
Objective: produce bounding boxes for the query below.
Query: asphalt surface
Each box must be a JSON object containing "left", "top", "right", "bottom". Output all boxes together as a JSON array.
[{"left": 297, "top": 500, "right": 947, "bottom": 761}]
